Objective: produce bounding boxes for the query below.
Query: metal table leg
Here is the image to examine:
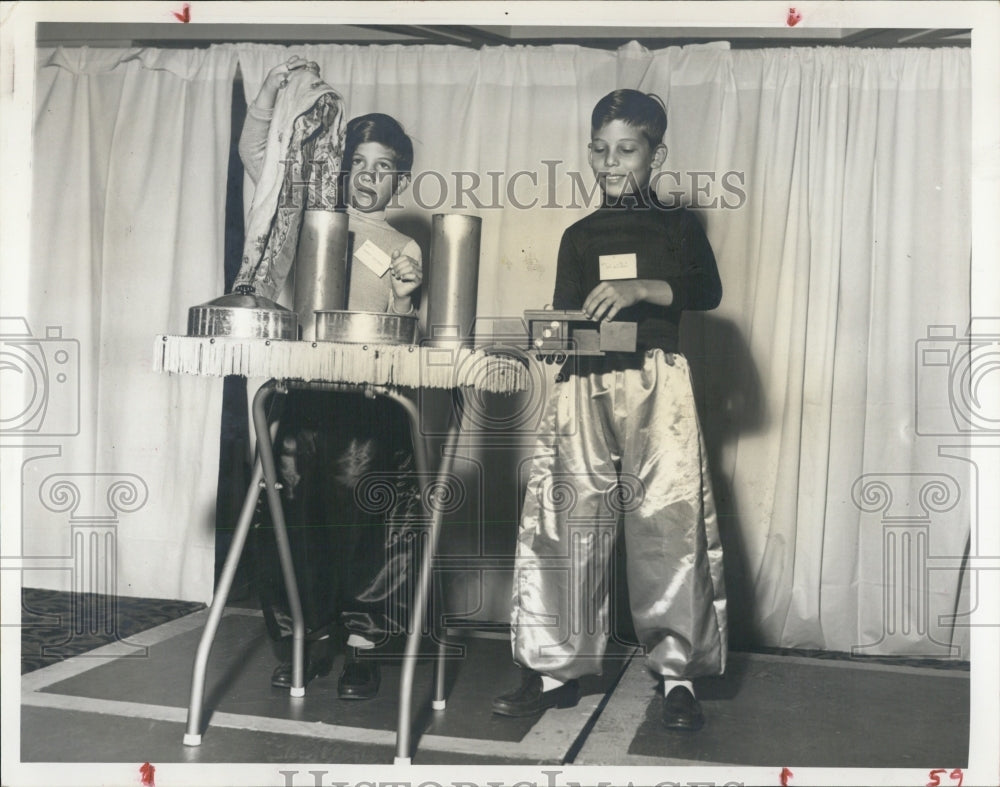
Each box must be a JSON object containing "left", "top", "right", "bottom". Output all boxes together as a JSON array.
[
  {"left": 184, "top": 377, "right": 459, "bottom": 756},
  {"left": 393, "top": 391, "right": 462, "bottom": 765},
  {"left": 252, "top": 380, "right": 308, "bottom": 697},
  {"left": 433, "top": 636, "right": 449, "bottom": 711},
  {"left": 183, "top": 450, "right": 266, "bottom": 745},
  {"left": 183, "top": 380, "right": 308, "bottom": 745}
]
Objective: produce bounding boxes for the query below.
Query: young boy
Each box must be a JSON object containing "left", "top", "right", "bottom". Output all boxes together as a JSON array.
[
  {"left": 241, "top": 59, "right": 422, "bottom": 700},
  {"left": 492, "top": 89, "right": 727, "bottom": 731},
  {"left": 338, "top": 112, "right": 422, "bottom": 315}
]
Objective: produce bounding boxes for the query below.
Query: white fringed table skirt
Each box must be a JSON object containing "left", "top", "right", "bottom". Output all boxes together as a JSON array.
[{"left": 154, "top": 335, "right": 529, "bottom": 393}]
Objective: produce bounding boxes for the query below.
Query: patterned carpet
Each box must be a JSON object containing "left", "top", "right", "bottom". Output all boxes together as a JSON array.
[{"left": 20, "top": 588, "right": 205, "bottom": 674}]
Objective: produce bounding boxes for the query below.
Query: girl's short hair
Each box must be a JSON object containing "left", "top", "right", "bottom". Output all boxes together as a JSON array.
[
  {"left": 343, "top": 113, "right": 414, "bottom": 175},
  {"left": 591, "top": 90, "right": 667, "bottom": 147}
]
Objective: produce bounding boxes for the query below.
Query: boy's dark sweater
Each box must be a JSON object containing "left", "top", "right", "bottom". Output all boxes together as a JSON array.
[{"left": 552, "top": 192, "right": 721, "bottom": 355}]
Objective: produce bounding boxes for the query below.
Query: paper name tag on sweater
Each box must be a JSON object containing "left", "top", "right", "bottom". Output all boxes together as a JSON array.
[
  {"left": 599, "top": 253, "right": 638, "bottom": 280},
  {"left": 354, "top": 239, "right": 392, "bottom": 277}
]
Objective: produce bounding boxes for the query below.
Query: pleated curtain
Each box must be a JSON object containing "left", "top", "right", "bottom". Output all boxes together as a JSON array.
[{"left": 23, "top": 41, "right": 970, "bottom": 656}]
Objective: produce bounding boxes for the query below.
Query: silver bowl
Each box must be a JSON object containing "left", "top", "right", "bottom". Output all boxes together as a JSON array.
[
  {"left": 314, "top": 310, "right": 417, "bottom": 345},
  {"left": 187, "top": 288, "right": 298, "bottom": 340}
]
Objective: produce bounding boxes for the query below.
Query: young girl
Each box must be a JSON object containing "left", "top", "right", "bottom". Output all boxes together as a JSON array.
[
  {"left": 493, "top": 90, "right": 727, "bottom": 731},
  {"left": 241, "top": 57, "right": 422, "bottom": 700}
]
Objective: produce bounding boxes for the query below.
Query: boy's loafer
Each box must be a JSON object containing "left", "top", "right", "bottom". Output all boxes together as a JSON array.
[
  {"left": 491, "top": 672, "right": 580, "bottom": 717},
  {"left": 270, "top": 653, "right": 333, "bottom": 689},
  {"left": 662, "top": 685, "right": 705, "bottom": 731},
  {"left": 337, "top": 660, "right": 381, "bottom": 700}
]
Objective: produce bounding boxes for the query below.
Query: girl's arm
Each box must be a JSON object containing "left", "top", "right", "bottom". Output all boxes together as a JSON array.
[
  {"left": 238, "top": 56, "right": 320, "bottom": 184},
  {"left": 238, "top": 111, "right": 270, "bottom": 185}
]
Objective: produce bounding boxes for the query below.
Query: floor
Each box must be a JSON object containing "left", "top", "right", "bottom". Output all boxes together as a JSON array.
[
  {"left": 15, "top": 592, "right": 971, "bottom": 783},
  {"left": 19, "top": 588, "right": 205, "bottom": 674}
]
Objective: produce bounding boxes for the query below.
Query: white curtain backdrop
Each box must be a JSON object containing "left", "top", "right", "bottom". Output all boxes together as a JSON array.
[
  {"left": 239, "top": 42, "right": 971, "bottom": 655},
  {"left": 26, "top": 45, "right": 238, "bottom": 602},
  {"left": 637, "top": 46, "right": 972, "bottom": 655},
  {"left": 23, "top": 40, "right": 969, "bottom": 649}
]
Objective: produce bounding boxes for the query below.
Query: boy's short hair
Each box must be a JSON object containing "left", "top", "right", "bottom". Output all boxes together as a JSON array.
[
  {"left": 591, "top": 89, "right": 667, "bottom": 148},
  {"left": 344, "top": 113, "right": 414, "bottom": 176}
]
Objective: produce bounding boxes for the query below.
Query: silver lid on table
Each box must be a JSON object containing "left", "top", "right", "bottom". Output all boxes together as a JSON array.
[{"left": 187, "top": 287, "right": 298, "bottom": 340}]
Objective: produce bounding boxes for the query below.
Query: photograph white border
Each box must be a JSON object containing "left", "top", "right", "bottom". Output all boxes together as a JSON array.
[{"left": 2, "top": 2, "right": 998, "bottom": 786}]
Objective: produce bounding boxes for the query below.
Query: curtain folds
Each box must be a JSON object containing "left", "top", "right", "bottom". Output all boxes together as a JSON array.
[
  {"left": 25, "top": 41, "right": 970, "bottom": 653},
  {"left": 28, "top": 45, "right": 239, "bottom": 602},
  {"left": 636, "top": 47, "right": 971, "bottom": 655}
]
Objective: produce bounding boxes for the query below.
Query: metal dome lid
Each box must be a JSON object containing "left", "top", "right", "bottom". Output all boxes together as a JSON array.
[{"left": 187, "top": 285, "right": 298, "bottom": 340}]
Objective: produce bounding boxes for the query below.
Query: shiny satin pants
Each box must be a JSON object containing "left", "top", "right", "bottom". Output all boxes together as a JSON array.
[
  {"left": 511, "top": 351, "right": 727, "bottom": 681},
  {"left": 254, "top": 391, "right": 419, "bottom": 646}
]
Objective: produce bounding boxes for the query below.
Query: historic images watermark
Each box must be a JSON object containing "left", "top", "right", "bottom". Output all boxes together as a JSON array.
[
  {"left": 352, "top": 468, "right": 467, "bottom": 646},
  {"left": 31, "top": 473, "right": 150, "bottom": 656},
  {"left": 851, "top": 472, "right": 963, "bottom": 657},
  {"left": 276, "top": 769, "right": 744, "bottom": 787},
  {"left": 415, "top": 326, "right": 568, "bottom": 439},
  {"left": 0, "top": 316, "right": 80, "bottom": 436},
  {"left": 1, "top": 316, "right": 150, "bottom": 657},
  {"left": 281, "top": 162, "right": 749, "bottom": 212},
  {"left": 852, "top": 317, "right": 1000, "bottom": 656},
  {"left": 914, "top": 318, "right": 1000, "bottom": 436},
  {"left": 516, "top": 472, "right": 648, "bottom": 653}
]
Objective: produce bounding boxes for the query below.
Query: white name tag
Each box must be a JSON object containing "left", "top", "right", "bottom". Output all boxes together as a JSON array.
[
  {"left": 599, "top": 252, "right": 638, "bottom": 280},
  {"left": 354, "top": 239, "right": 392, "bottom": 277}
]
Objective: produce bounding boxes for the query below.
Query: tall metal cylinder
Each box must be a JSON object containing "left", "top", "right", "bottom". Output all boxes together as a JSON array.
[
  {"left": 426, "top": 214, "right": 481, "bottom": 346},
  {"left": 294, "top": 210, "right": 350, "bottom": 341}
]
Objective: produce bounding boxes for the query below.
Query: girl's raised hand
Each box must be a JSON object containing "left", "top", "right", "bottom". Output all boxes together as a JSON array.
[
  {"left": 266, "top": 56, "right": 320, "bottom": 87},
  {"left": 256, "top": 57, "right": 322, "bottom": 108},
  {"left": 389, "top": 250, "right": 423, "bottom": 299}
]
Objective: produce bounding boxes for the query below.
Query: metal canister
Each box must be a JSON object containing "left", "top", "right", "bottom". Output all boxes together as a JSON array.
[
  {"left": 314, "top": 310, "right": 418, "bottom": 345},
  {"left": 425, "top": 214, "right": 481, "bottom": 347},
  {"left": 293, "top": 209, "right": 350, "bottom": 341}
]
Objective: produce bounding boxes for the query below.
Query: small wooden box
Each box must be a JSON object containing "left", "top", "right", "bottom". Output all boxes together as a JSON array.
[{"left": 523, "top": 310, "right": 637, "bottom": 355}]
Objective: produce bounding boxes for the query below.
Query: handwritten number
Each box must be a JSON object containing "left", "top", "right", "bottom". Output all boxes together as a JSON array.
[{"left": 928, "top": 769, "right": 964, "bottom": 787}]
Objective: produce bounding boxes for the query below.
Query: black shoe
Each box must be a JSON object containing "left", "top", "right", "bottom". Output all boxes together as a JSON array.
[
  {"left": 271, "top": 640, "right": 333, "bottom": 689},
  {"left": 662, "top": 685, "right": 705, "bottom": 731},
  {"left": 337, "top": 659, "right": 381, "bottom": 700},
  {"left": 491, "top": 671, "right": 580, "bottom": 717}
]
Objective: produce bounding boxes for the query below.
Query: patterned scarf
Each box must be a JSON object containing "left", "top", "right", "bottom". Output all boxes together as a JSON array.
[{"left": 233, "top": 70, "right": 345, "bottom": 301}]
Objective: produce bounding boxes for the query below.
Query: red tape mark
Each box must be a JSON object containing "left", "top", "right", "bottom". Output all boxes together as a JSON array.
[
  {"left": 780, "top": 767, "right": 794, "bottom": 786},
  {"left": 140, "top": 762, "right": 156, "bottom": 786},
  {"left": 172, "top": 3, "right": 191, "bottom": 23},
  {"left": 786, "top": 7, "right": 802, "bottom": 26}
]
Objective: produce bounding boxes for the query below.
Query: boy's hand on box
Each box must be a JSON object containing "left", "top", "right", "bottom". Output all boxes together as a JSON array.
[
  {"left": 390, "top": 250, "right": 423, "bottom": 299},
  {"left": 583, "top": 280, "right": 648, "bottom": 322}
]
